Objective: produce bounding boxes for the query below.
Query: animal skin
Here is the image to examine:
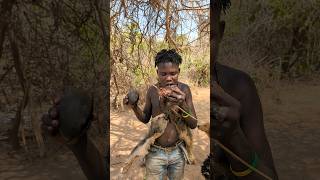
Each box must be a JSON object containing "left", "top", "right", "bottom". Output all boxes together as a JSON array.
[
  {"left": 172, "top": 110, "right": 195, "bottom": 164},
  {"left": 198, "top": 123, "right": 210, "bottom": 136},
  {"left": 120, "top": 113, "right": 168, "bottom": 174},
  {"left": 120, "top": 95, "right": 195, "bottom": 175}
]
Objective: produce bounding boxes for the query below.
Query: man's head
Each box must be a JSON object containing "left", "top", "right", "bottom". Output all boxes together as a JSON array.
[{"left": 155, "top": 49, "right": 182, "bottom": 87}]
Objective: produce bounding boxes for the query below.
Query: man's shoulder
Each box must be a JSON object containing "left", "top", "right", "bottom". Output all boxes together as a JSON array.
[
  {"left": 217, "top": 63, "right": 257, "bottom": 97},
  {"left": 147, "top": 84, "right": 158, "bottom": 93},
  {"left": 177, "top": 82, "right": 191, "bottom": 92},
  {"left": 217, "top": 63, "right": 252, "bottom": 82}
]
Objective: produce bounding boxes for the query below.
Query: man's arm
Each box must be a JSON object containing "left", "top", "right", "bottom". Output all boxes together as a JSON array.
[
  {"left": 42, "top": 103, "right": 106, "bottom": 180},
  {"left": 68, "top": 134, "right": 107, "bottom": 180},
  {"left": 126, "top": 88, "right": 152, "bottom": 124},
  {"left": 216, "top": 76, "right": 278, "bottom": 180},
  {"left": 180, "top": 85, "right": 197, "bottom": 129}
]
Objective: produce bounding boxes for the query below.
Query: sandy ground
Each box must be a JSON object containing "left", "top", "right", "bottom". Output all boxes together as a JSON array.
[
  {"left": 0, "top": 139, "right": 86, "bottom": 180},
  {"left": 0, "top": 81, "right": 319, "bottom": 180},
  {"left": 110, "top": 87, "right": 210, "bottom": 180},
  {"left": 261, "top": 81, "right": 320, "bottom": 180}
]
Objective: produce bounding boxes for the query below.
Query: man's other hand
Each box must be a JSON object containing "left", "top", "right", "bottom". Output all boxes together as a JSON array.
[{"left": 41, "top": 96, "right": 60, "bottom": 134}]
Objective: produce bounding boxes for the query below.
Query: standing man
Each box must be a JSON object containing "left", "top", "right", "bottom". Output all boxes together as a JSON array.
[{"left": 124, "top": 49, "right": 197, "bottom": 179}]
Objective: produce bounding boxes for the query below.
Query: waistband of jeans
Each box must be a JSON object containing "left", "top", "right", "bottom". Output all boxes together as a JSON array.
[{"left": 151, "top": 140, "right": 183, "bottom": 152}]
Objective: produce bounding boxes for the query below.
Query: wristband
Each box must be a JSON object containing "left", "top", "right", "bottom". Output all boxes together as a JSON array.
[
  {"left": 230, "top": 152, "right": 259, "bottom": 177},
  {"left": 181, "top": 108, "right": 191, "bottom": 118}
]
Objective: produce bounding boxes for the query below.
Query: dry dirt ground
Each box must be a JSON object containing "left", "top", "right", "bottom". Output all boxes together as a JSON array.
[
  {"left": 0, "top": 81, "right": 320, "bottom": 180},
  {"left": 261, "top": 81, "right": 320, "bottom": 180},
  {"left": 0, "top": 137, "right": 86, "bottom": 180}
]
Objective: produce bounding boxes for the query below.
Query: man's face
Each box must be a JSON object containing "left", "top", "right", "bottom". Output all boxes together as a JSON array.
[{"left": 156, "top": 62, "right": 180, "bottom": 87}]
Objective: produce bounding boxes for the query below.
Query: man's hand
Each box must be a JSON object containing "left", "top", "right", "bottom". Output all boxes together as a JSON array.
[
  {"left": 41, "top": 89, "right": 93, "bottom": 144},
  {"left": 168, "top": 85, "right": 186, "bottom": 104},
  {"left": 158, "top": 85, "right": 191, "bottom": 119},
  {"left": 212, "top": 81, "right": 241, "bottom": 141},
  {"left": 42, "top": 91, "right": 107, "bottom": 180},
  {"left": 41, "top": 96, "right": 67, "bottom": 143},
  {"left": 159, "top": 85, "right": 186, "bottom": 105}
]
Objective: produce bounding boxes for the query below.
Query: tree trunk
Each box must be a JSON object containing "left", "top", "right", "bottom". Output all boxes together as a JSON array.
[{"left": 9, "top": 28, "right": 29, "bottom": 150}]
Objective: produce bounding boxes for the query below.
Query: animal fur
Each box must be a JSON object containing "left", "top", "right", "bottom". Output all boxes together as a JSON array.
[
  {"left": 161, "top": 102, "right": 195, "bottom": 164},
  {"left": 120, "top": 113, "right": 168, "bottom": 174},
  {"left": 172, "top": 111, "right": 195, "bottom": 164},
  {"left": 121, "top": 107, "right": 195, "bottom": 174},
  {"left": 198, "top": 122, "right": 210, "bottom": 137}
]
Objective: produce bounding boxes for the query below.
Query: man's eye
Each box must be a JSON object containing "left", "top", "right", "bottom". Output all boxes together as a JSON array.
[
  {"left": 161, "top": 73, "right": 166, "bottom": 76},
  {"left": 170, "top": 72, "right": 177, "bottom": 76}
]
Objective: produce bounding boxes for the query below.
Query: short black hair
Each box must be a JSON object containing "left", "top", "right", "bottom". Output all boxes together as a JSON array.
[{"left": 154, "top": 49, "right": 182, "bottom": 67}]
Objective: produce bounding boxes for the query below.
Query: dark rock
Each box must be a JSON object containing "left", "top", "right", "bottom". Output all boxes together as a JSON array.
[
  {"left": 58, "top": 87, "right": 92, "bottom": 140},
  {"left": 127, "top": 89, "right": 139, "bottom": 105}
]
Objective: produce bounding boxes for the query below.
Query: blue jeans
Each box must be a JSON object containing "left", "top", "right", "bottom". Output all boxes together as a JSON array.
[{"left": 145, "top": 145, "right": 185, "bottom": 180}]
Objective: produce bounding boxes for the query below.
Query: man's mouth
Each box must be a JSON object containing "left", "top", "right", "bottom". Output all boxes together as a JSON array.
[{"left": 165, "top": 83, "right": 177, "bottom": 88}]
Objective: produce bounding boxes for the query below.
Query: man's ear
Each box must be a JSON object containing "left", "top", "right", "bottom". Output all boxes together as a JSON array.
[{"left": 219, "top": 21, "right": 225, "bottom": 41}]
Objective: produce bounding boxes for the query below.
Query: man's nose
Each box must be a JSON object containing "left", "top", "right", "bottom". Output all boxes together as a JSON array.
[{"left": 165, "top": 75, "right": 173, "bottom": 81}]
